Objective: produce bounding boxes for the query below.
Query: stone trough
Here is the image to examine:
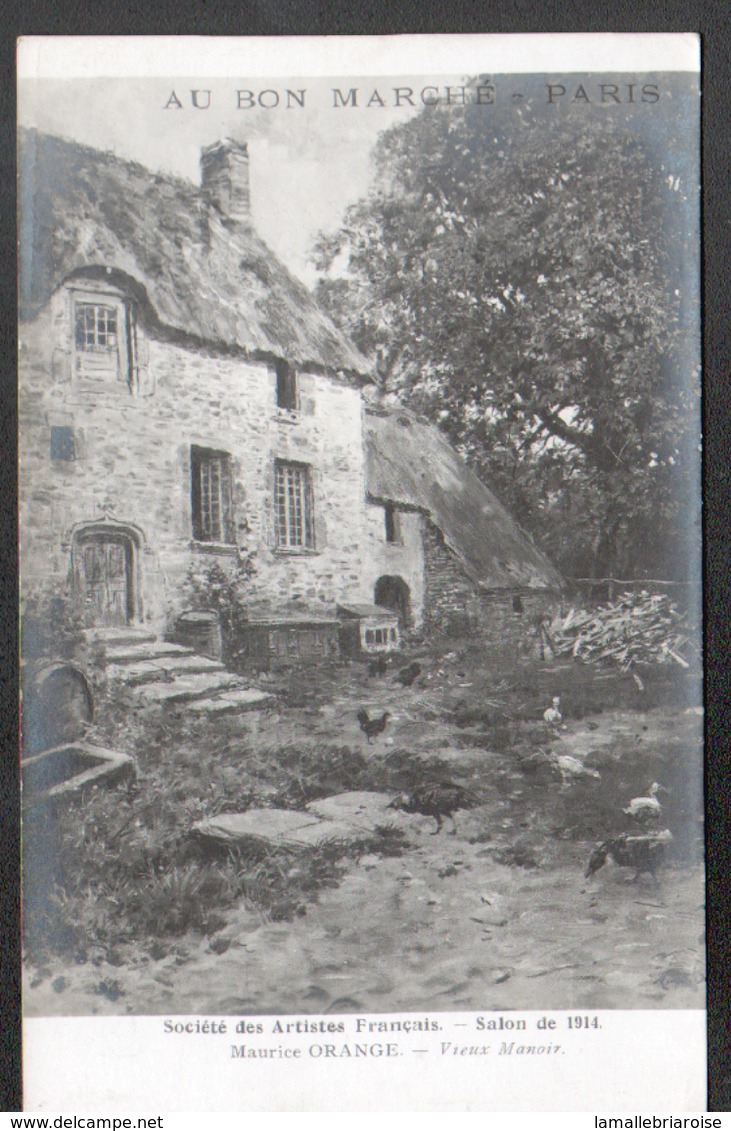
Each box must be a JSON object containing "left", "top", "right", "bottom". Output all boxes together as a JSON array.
[
  {"left": 22, "top": 741, "right": 136, "bottom": 809},
  {"left": 193, "top": 791, "right": 418, "bottom": 850}
]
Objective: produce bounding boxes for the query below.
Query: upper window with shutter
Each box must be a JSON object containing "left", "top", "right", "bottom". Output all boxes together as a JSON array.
[{"left": 275, "top": 360, "right": 298, "bottom": 412}]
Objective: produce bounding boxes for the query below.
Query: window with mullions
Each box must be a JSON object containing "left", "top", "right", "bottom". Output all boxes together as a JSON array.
[
  {"left": 191, "top": 446, "right": 234, "bottom": 544},
  {"left": 73, "top": 295, "right": 135, "bottom": 386},
  {"left": 275, "top": 461, "right": 314, "bottom": 550},
  {"left": 75, "top": 303, "right": 118, "bottom": 350}
]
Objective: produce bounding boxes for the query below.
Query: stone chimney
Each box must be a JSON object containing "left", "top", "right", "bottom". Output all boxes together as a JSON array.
[{"left": 200, "top": 139, "right": 251, "bottom": 227}]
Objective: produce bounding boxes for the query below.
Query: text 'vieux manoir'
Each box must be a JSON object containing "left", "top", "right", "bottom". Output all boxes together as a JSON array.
[{"left": 163, "top": 82, "right": 661, "bottom": 112}]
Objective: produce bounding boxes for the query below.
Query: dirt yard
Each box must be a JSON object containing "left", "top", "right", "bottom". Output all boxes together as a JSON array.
[{"left": 23, "top": 643, "right": 705, "bottom": 1017}]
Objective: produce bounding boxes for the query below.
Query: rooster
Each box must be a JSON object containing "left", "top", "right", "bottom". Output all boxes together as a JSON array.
[
  {"left": 395, "top": 661, "right": 421, "bottom": 688},
  {"left": 357, "top": 708, "right": 390, "bottom": 743},
  {"left": 585, "top": 829, "right": 673, "bottom": 883},
  {"left": 387, "top": 782, "right": 480, "bottom": 835}
]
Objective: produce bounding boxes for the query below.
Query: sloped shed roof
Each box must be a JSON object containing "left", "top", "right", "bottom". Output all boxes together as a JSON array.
[
  {"left": 18, "top": 128, "right": 371, "bottom": 378},
  {"left": 365, "top": 410, "right": 563, "bottom": 592}
]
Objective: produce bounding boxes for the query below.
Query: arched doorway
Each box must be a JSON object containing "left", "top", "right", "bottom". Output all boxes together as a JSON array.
[
  {"left": 374, "top": 575, "right": 411, "bottom": 628},
  {"left": 71, "top": 522, "right": 141, "bottom": 627}
]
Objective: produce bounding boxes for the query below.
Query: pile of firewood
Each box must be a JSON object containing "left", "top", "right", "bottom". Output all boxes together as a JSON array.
[{"left": 543, "top": 591, "right": 699, "bottom": 674}]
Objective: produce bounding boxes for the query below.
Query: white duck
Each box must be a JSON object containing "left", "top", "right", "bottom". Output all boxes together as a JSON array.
[
  {"left": 623, "top": 782, "right": 665, "bottom": 826},
  {"left": 553, "top": 753, "right": 601, "bottom": 788},
  {"left": 543, "top": 696, "right": 562, "bottom": 728}
]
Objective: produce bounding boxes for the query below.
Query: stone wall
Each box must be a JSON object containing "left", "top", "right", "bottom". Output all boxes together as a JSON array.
[
  {"left": 423, "top": 522, "right": 481, "bottom": 635},
  {"left": 423, "top": 521, "right": 556, "bottom": 650},
  {"left": 19, "top": 286, "right": 374, "bottom": 634},
  {"left": 362, "top": 503, "right": 426, "bottom": 628}
]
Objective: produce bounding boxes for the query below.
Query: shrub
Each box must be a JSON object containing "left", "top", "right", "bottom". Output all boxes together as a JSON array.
[
  {"left": 180, "top": 554, "right": 257, "bottom": 663},
  {"left": 21, "top": 587, "right": 86, "bottom": 662}
]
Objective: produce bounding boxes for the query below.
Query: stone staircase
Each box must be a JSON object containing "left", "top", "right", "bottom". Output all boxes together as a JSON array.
[{"left": 93, "top": 628, "right": 275, "bottom": 717}]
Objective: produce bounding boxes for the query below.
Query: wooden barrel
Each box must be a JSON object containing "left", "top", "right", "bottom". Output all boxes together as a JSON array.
[
  {"left": 175, "top": 611, "right": 223, "bottom": 660},
  {"left": 23, "top": 660, "right": 94, "bottom": 754}
]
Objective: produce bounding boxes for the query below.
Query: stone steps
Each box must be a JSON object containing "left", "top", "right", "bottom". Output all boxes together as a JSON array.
[
  {"left": 139, "top": 670, "right": 243, "bottom": 705},
  {"left": 88, "top": 627, "right": 275, "bottom": 719},
  {"left": 107, "top": 654, "right": 226, "bottom": 686},
  {"left": 89, "top": 627, "right": 158, "bottom": 647},
  {"left": 104, "top": 641, "right": 195, "bottom": 664}
]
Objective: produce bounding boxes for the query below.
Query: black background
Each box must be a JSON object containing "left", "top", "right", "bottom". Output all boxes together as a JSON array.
[{"left": 2, "top": 0, "right": 728, "bottom": 1114}]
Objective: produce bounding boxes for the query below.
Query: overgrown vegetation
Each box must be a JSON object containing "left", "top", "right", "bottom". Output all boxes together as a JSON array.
[
  {"left": 21, "top": 694, "right": 429, "bottom": 967},
  {"left": 22, "top": 609, "right": 702, "bottom": 979},
  {"left": 180, "top": 555, "right": 257, "bottom": 664},
  {"left": 21, "top": 587, "right": 87, "bottom": 662}
]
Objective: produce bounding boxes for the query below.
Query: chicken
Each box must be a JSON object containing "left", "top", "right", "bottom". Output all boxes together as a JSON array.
[
  {"left": 368, "top": 655, "right": 389, "bottom": 677},
  {"left": 387, "top": 782, "right": 480, "bottom": 835},
  {"left": 585, "top": 829, "right": 673, "bottom": 883},
  {"left": 395, "top": 661, "right": 421, "bottom": 688},
  {"left": 356, "top": 708, "right": 391, "bottom": 743},
  {"left": 623, "top": 782, "right": 665, "bottom": 825},
  {"left": 543, "top": 696, "right": 562, "bottom": 728}
]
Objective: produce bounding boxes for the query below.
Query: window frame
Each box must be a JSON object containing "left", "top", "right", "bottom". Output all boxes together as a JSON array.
[
  {"left": 274, "top": 459, "right": 315, "bottom": 552},
  {"left": 70, "top": 285, "right": 137, "bottom": 391},
  {"left": 384, "top": 503, "right": 401, "bottom": 544},
  {"left": 190, "top": 445, "right": 235, "bottom": 545},
  {"left": 275, "top": 360, "right": 299, "bottom": 413}
]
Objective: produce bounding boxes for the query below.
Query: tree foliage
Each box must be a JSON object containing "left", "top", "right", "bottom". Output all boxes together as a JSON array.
[{"left": 315, "top": 99, "right": 699, "bottom": 580}]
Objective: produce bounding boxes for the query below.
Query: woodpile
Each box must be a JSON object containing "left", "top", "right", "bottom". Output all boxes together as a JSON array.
[{"left": 543, "top": 591, "right": 699, "bottom": 674}]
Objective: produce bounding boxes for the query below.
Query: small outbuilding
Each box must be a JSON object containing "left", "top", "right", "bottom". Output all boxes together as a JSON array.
[{"left": 336, "top": 602, "right": 401, "bottom": 658}]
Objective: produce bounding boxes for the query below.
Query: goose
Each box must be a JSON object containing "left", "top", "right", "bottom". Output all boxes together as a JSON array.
[{"left": 623, "top": 782, "right": 665, "bottom": 825}]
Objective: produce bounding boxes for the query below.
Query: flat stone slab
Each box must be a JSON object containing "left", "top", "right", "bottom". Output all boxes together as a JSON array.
[
  {"left": 109, "top": 655, "right": 227, "bottom": 686},
  {"left": 194, "top": 804, "right": 394, "bottom": 850},
  {"left": 194, "top": 792, "right": 419, "bottom": 851},
  {"left": 307, "top": 791, "right": 406, "bottom": 833},
  {"left": 194, "top": 809, "right": 328, "bottom": 849},
  {"left": 140, "top": 671, "right": 241, "bottom": 704},
  {"left": 190, "top": 688, "right": 276, "bottom": 714},
  {"left": 105, "top": 641, "right": 195, "bottom": 664},
  {"left": 106, "top": 660, "right": 166, "bottom": 685},
  {"left": 277, "top": 819, "right": 371, "bottom": 847},
  {"left": 88, "top": 628, "right": 157, "bottom": 646}
]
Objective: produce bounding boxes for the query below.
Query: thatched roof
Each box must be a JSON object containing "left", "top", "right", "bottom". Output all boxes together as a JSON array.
[
  {"left": 18, "top": 129, "right": 371, "bottom": 379},
  {"left": 365, "top": 410, "right": 563, "bottom": 592}
]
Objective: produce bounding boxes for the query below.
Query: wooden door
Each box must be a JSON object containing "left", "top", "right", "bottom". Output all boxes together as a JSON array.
[{"left": 76, "top": 536, "right": 132, "bottom": 626}]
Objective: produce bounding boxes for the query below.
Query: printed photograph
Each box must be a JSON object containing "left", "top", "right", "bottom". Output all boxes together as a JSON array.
[{"left": 18, "top": 60, "right": 703, "bottom": 1021}]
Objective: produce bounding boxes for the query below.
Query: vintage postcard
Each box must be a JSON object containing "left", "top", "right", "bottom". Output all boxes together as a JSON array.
[{"left": 17, "top": 34, "right": 703, "bottom": 1111}]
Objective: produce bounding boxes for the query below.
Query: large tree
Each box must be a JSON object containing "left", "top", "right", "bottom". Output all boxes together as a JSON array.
[{"left": 315, "top": 95, "right": 699, "bottom": 581}]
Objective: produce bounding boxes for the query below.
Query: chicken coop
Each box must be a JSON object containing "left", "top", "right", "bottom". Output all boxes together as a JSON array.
[
  {"left": 337, "top": 603, "right": 401, "bottom": 658},
  {"left": 236, "top": 614, "right": 341, "bottom": 670}
]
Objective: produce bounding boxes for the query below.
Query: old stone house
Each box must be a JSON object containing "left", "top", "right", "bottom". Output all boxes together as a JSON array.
[{"left": 19, "top": 129, "right": 561, "bottom": 654}]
